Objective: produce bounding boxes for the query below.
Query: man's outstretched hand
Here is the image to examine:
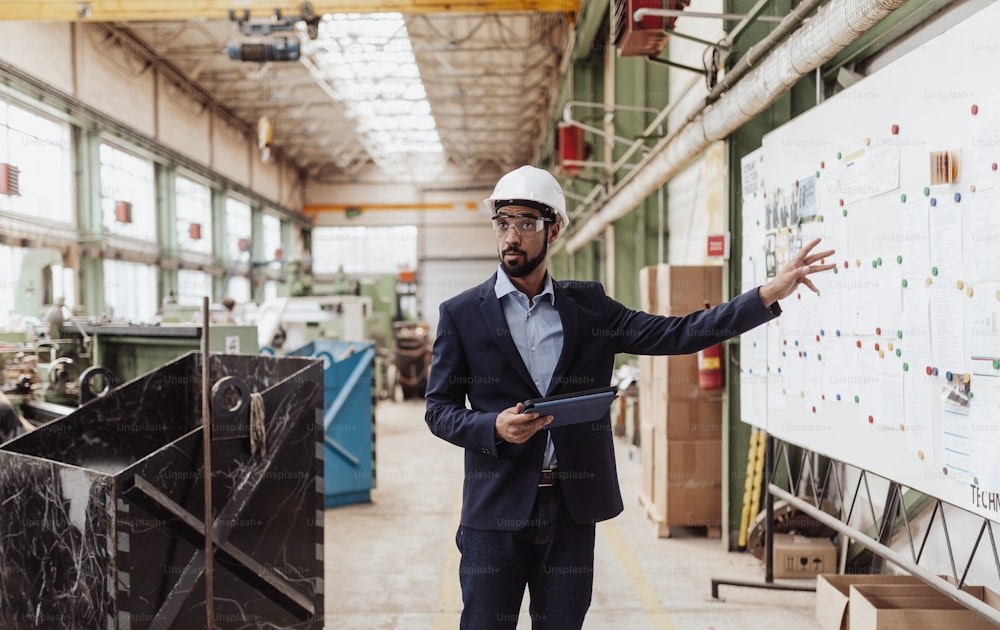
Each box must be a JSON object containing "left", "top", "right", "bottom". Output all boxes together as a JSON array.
[{"left": 759, "top": 238, "right": 836, "bottom": 308}]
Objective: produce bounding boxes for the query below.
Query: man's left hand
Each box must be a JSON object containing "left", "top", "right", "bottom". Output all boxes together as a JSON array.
[{"left": 759, "top": 238, "right": 836, "bottom": 308}]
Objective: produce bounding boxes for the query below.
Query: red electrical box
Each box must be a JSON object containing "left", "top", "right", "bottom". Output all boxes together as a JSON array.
[
  {"left": 189, "top": 223, "right": 202, "bottom": 240},
  {"left": 613, "top": 0, "right": 689, "bottom": 58},
  {"left": 557, "top": 122, "right": 585, "bottom": 178},
  {"left": 114, "top": 200, "right": 132, "bottom": 224}
]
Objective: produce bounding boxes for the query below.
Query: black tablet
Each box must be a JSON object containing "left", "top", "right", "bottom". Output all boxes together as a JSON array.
[{"left": 521, "top": 386, "right": 618, "bottom": 429}]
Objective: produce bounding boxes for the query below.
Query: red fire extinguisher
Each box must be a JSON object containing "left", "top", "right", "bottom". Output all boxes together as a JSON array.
[{"left": 698, "top": 300, "right": 725, "bottom": 390}]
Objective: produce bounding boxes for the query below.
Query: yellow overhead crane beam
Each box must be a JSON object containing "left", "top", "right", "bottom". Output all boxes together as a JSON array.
[{"left": 0, "top": 1, "right": 580, "bottom": 21}]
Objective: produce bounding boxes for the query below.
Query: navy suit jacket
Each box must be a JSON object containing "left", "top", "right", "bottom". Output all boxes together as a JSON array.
[{"left": 425, "top": 274, "right": 780, "bottom": 531}]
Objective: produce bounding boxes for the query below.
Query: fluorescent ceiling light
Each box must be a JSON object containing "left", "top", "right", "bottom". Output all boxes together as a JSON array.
[{"left": 305, "top": 13, "right": 445, "bottom": 181}]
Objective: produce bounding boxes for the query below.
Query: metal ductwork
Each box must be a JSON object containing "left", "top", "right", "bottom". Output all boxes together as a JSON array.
[{"left": 565, "top": 0, "right": 909, "bottom": 253}]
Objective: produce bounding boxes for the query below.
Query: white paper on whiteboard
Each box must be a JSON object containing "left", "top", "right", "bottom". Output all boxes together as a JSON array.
[
  {"left": 930, "top": 288, "right": 966, "bottom": 372},
  {"left": 902, "top": 285, "right": 932, "bottom": 357},
  {"left": 965, "top": 187, "right": 1000, "bottom": 283},
  {"left": 823, "top": 344, "right": 858, "bottom": 404},
  {"left": 838, "top": 143, "right": 871, "bottom": 204},
  {"left": 969, "top": 369, "right": 1000, "bottom": 492},
  {"left": 928, "top": 199, "right": 963, "bottom": 281},
  {"left": 903, "top": 353, "right": 934, "bottom": 456},
  {"left": 857, "top": 346, "right": 882, "bottom": 423},
  {"left": 740, "top": 371, "right": 768, "bottom": 429},
  {"left": 877, "top": 265, "right": 904, "bottom": 334},
  {"left": 902, "top": 200, "right": 931, "bottom": 280},
  {"left": 968, "top": 282, "right": 1000, "bottom": 360},
  {"left": 942, "top": 398, "right": 974, "bottom": 485},
  {"left": 804, "top": 352, "right": 823, "bottom": 413},
  {"left": 867, "top": 134, "right": 901, "bottom": 197},
  {"left": 878, "top": 363, "right": 905, "bottom": 430}
]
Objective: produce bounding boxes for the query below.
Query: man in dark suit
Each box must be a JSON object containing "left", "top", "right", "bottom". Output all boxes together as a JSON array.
[{"left": 425, "top": 166, "right": 834, "bottom": 629}]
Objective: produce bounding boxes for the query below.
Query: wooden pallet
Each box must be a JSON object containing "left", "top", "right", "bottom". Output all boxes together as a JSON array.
[{"left": 637, "top": 491, "right": 722, "bottom": 539}]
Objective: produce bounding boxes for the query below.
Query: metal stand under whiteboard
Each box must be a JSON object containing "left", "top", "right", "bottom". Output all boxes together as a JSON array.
[
  {"left": 710, "top": 435, "right": 817, "bottom": 598},
  {"left": 714, "top": 437, "right": 1000, "bottom": 626}
]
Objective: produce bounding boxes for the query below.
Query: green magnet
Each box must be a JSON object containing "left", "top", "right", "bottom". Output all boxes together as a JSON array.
[
  {"left": 924, "top": 186, "right": 930, "bottom": 196},
  {"left": 903, "top": 363, "right": 909, "bottom": 371},
  {"left": 897, "top": 255, "right": 903, "bottom": 264},
  {"left": 854, "top": 395, "right": 860, "bottom": 403},
  {"left": 900, "top": 193, "right": 907, "bottom": 202},
  {"left": 896, "top": 349, "right": 901, "bottom": 357},
  {"left": 932, "top": 267, "right": 939, "bottom": 276}
]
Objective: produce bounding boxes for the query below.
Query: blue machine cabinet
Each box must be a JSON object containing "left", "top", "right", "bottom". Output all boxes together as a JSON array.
[{"left": 292, "top": 340, "right": 376, "bottom": 507}]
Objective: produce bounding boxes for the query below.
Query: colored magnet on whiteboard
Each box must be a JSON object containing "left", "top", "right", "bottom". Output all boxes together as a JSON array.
[
  {"left": 856, "top": 340, "right": 862, "bottom": 349},
  {"left": 896, "top": 349, "right": 901, "bottom": 358},
  {"left": 899, "top": 423, "right": 905, "bottom": 431},
  {"left": 875, "top": 343, "right": 881, "bottom": 351},
  {"left": 782, "top": 388, "right": 787, "bottom": 395},
  {"left": 820, "top": 160, "right": 825, "bottom": 169},
  {"left": 839, "top": 198, "right": 845, "bottom": 207},
  {"left": 816, "top": 171, "right": 820, "bottom": 179},
  {"left": 932, "top": 367, "right": 939, "bottom": 376},
  {"left": 876, "top": 327, "right": 881, "bottom": 335},
  {"left": 865, "top": 137, "right": 871, "bottom": 146},
  {"left": 996, "top": 290, "right": 1000, "bottom": 301},
  {"left": 855, "top": 259, "right": 861, "bottom": 267},
  {"left": 803, "top": 351, "right": 807, "bottom": 358},
  {"left": 816, "top": 335, "right": 821, "bottom": 342},
  {"left": 800, "top": 391, "right": 805, "bottom": 398},
  {"left": 836, "top": 330, "right": 841, "bottom": 336},
  {"left": 897, "top": 330, "right": 903, "bottom": 339},
  {"left": 872, "top": 260, "right": 877, "bottom": 269},
  {"left": 946, "top": 371, "right": 953, "bottom": 381},
  {"left": 900, "top": 193, "right": 907, "bottom": 203},
  {"left": 902, "top": 279, "right": 908, "bottom": 288},
  {"left": 854, "top": 395, "right": 860, "bottom": 403},
  {"left": 868, "top": 415, "right": 873, "bottom": 424},
  {"left": 993, "top": 163, "right": 998, "bottom": 171},
  {"left": 843, "top": 261, "right": 849, "bottom": 269},
  {"left": 811, "top": 406, "right": 816, "bottom": 413},
  {"left": 993, "top": 360, "right": 1000, "bottom": 370},
  {"left": 956, "top": 280, "right": 964, "bottom": 289},
  {"left": 925, "top": 366, "right": 932, "bottom": 375},
  {"left": 836, "top": 394, "right": 841, "bottom": 401},
  {"left": 903, "top": 362, "right": 909, "bottom": 371},
  {"left": 782, "top": 351, "right": 786, "bottom": 357},
  {"left": 794, "top": 340, "right": 799, "bottom": 346},
  {"left": 954, "top": 192, "right": 962, "bottom": 203},
  {"left": 877, "top": 257, "right": 883, "bottom": 266},
  {"left": 930, "top": 197, "right": 937, "bottom": 207},
  {"left": 837, "top": 151, "right": 842, "bottom": 159},
  {"left": 797, "top": 351, "right": 802, "bottom": 358},
  {"left": 783, "top": 339, "right": 787, "bottom": 346},
  {"left": 897, "top": 255, "right": 903, "bottom": 264},
  {"left": 923, "top": 186, "right": 930, "bottom": 196},
  {"left": 967, "top": 287, "right": 974, "bottom": 297},
  {"left": 888, "top": 342, "right": 894, "bottom": 351},
  {"left": 917, "top": 450, "right": 924, "bottom": 460},
  {"left": 970, "top": 184, "right": 976, "bottom": 193},
  {"left": 797, "top": 293, "right": 801, "bottom": 300},
  {"left": 932, "top": 267, "right": 939, "bottom": 276},
  {"left": 879, "top": 350, "right": 885, "bottom": 358},
  {"left": 818, "top": 354, "right": 822, "bottom": 360},
  {"left": 972, "top": 103, "right": 979, "bottom": 115}
]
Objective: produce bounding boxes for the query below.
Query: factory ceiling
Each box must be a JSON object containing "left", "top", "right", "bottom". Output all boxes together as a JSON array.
[{"left": 118, "top": 7, "right": 575, "bottom": 186}]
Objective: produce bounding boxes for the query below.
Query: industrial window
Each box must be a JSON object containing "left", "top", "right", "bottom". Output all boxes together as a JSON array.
[
  {"left": 100, "top": 142, "right": 156, "bottom": 241},
  {"left": 262, "top": 212, "right": 282, "bottom": 268},
  {"left": 0, "top": 245, "right": 24, "bottom": 328},
  {"left": 177, "top": 269, "right": 213, "bottom": 306},
  {"left": 312, "top": 226, "right": 417, "bottom": 275},
  {"left": 226, "top": 197, "right": 252, "bottom": 261},
  {"left": 0, "top": 99, "right": 73, "bottom": 224},
  {"left": 175, "top": 175, "right": 212, "bottom": 254},
  {"left": 0, "top": 246, "right": 75, "bottom": 329},
  {"left": 226, "top": 275, "right": 251, "bottom": 304},
  {"left": 103, "top": 259, "right": 157, "bottom": 323}
]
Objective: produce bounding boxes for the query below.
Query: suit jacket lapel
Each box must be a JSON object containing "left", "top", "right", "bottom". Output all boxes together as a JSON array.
[
  {"left": 548, "top": 281, "right": 578, "bottom": 395},
  {"left": 478, "top": 274, "right": 540, "bottom": 395}
]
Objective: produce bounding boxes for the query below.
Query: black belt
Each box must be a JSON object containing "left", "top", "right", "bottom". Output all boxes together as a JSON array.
[{"left": 539, "top": 469, "right": 559, "bottom": 487}]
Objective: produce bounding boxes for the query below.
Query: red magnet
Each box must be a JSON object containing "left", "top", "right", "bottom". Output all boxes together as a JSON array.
[
  {"left": 925, "top": 366, "right": 933, "bottom": 376},
  {"left": 972, "top": 103, "right": 979, "bottom": 115},
  {"left": 891, "top": 124, "right": 899, "bottom": 135},
  {"left": 856, "top": 340, "right": 862, "bottom": 349}
]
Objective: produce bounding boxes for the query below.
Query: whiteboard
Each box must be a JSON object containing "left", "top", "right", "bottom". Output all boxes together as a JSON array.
[{"left": 739, "top": 3, "right": 1000, "bottom": 522}]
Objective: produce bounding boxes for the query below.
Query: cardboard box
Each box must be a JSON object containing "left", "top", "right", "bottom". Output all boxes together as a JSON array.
[
  {"left": 849, "top": 583, "right": 1000, "bottom": 630},
  {"left": 771, "top": 533, "right": 837, "bottom": 578},
  {"left": 646, "top": 354, "right": 722, "bottom": 439},
  {"left": 650, "top": 264, "right": 723, "bottom": 315},
  {"left": 816, "top": 574, "right": 930, "bottom": 630},
  {"left": 639, "top": 421, "right": 655, "bottom": 505},
  {"left": 653, "top": 439, "right": 722, "bottom": 530}
]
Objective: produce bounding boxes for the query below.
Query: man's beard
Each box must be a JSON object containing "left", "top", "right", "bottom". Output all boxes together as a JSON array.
[{"left": 500, "top": 233, "right": 548, "bottom": 278}]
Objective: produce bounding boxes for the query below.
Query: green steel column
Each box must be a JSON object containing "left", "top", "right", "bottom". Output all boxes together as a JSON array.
[
  {"left": 76, "top": 125, "right": 104, "bottom": 316},
  {"left": 157, "top": 163, "right": 178, "bottom": 306},
  {"left": 250, "top": 204, "right": 266, "bottom": 303}
]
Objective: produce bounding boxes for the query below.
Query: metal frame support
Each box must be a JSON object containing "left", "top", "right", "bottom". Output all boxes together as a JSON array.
[
  {"left": 711, "top": 435, "right": 818, "bottom": 598},
  {"left": 633, "top": 8, "right": 784, "bottom": 23},
  {"left": 714, "top": 435, "right": 1000, "bottom": 626}
]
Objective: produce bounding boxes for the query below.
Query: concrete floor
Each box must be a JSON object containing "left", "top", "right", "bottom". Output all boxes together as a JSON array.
[{"left": 324, "top": 399, "right": 821, "bottom": 629}]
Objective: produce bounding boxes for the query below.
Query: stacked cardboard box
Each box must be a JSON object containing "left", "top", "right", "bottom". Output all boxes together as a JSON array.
[{"left": 637, "top": 264, "right": 724, "bottom": 538}]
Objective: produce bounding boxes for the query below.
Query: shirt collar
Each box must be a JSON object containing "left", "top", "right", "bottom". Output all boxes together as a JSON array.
[{"left": 494, "top": 265, "right": 556, "bottom": 304}]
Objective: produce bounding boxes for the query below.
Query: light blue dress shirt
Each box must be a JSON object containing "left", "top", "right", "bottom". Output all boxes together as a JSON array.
[{"left": 494, "top": 266, "right": 564, "bottom": 469}]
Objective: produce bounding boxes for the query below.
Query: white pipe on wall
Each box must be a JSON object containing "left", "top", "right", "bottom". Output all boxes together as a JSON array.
[{"left": 565, "top": 0, "right": 908, "bottom": 253}]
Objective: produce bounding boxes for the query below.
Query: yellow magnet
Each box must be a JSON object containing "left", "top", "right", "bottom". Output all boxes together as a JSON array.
[
  {"left": 956, "top": 280, "right": 964, "bottom": 290},
  {"left": 918, "top": 450, "right": 925, "bottom": 460},
  {"left": 967, "top": 287, "right": 974, "bottom": 297}
]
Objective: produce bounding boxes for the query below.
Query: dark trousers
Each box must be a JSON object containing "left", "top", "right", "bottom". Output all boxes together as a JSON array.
[{"left": 455, "top": 485, "right": 596, "bottom": 629}]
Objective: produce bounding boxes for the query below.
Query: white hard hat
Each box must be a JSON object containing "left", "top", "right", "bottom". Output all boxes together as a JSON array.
[{"left": 483, "top": 165, "right": 569, "bottom": 229}]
